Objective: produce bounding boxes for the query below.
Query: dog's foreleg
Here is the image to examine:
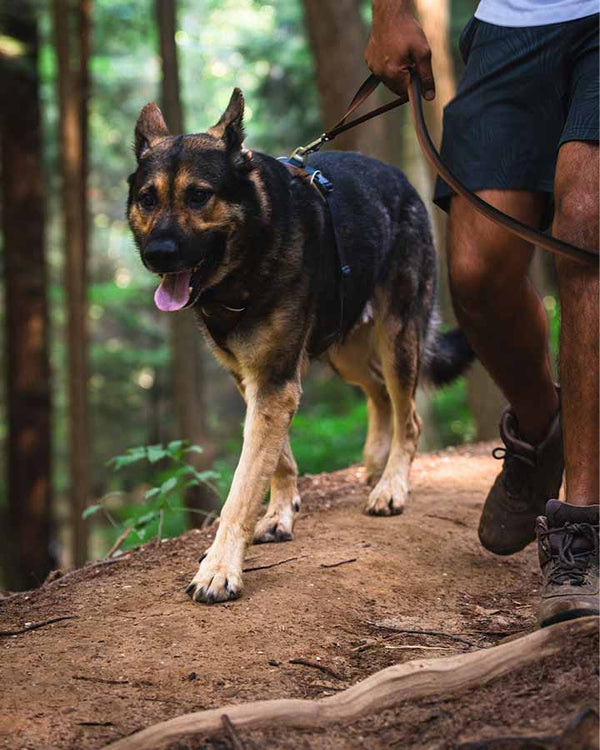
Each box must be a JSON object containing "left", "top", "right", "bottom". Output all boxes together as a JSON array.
[
  {"left": 186, "top": 379, "right": 301, "bottom": 603},
  {"left": 254, "top": 436, "right": 301, "bottom": 543}
]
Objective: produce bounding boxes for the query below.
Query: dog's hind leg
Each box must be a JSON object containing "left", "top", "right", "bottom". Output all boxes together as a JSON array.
[
  {"left": 366, "top": 315, "right": 422, "bottom": 516},
  {"left": 329, "top": 323, "right": 392, "bottom": 486},
  {"left": 253, "top": 436, "right": 301, "bottom": 543}
]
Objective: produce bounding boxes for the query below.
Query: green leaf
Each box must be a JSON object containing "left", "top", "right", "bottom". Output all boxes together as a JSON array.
[
  {"left": 107, "top": 450, "right": 147, "bottom": 470},
  {"left": 147, "top": 444, "right": 168, "bottom": 463},
  {"left": 160, "top": 477, "right": 178, "bottom": 494},
  {"left": 135, "top": 511, "right": 160, "bottom": 527},
  {"left": 185, "top": 445, "right": 204, "bottom": 455},
  {"left": 168, "top": 440, "right": 185, "bottom": 453},
  {"left": 144, "top": 487, "right": 161, "bottom": 501},
  {"left": 82, "top": 504, "right": 103, "bottom": 520},
  {"left": 195, "top": 469, "right": 220, "bottom": 482}
]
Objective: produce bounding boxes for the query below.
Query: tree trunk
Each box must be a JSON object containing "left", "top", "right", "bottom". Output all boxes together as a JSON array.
[
  {"left": 0, "top": 1, "right": 53, "bottom": 589},
  {"left": 52, "top": 0, "right": 91, "bottom": 566},
  {"left": 301, "top": 0, "right": 393, "bottom": 162},
  {"left": 155, "top": 0, "right": 218, "bottom": 518},
  {"left": 414, "top": 0, "right": 505, "bottom": 441}
]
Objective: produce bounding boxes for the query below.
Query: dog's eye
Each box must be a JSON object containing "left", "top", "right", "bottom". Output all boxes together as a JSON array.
[
  {"left": 186, "top": 188, "right": 212, "bottom": 210},
  {"left": 139, "top": 191, "right": 157, "bottom": 211}
]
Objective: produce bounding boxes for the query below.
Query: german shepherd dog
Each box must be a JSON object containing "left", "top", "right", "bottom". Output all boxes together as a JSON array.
[{"left": 127, "top": 89, "right": 472, "bottom": 604}]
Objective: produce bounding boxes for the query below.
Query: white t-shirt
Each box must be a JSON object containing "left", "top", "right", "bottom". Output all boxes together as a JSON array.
[{"left": 475, "top": 0, "right": 599, "bottom": 27}]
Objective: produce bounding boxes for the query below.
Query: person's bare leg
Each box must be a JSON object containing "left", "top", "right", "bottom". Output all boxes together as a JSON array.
[
  {"left": 553, "top": 141, "right": 599, "bottom": 505},
  {"left": 448, "top": 191, "right": 559, "bottom": 442}
]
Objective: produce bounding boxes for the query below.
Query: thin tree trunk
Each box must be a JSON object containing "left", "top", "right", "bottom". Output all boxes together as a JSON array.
[
  {"left": 155, "top": 0, "right": 218, "bottom": 518},
  {"left": 52, "top": 0, "right": 91, "bottom": 566},
  {"left": 301, "top": 0, "right": 392, "bottom": 162},
  {"left": 415, "top": 0, "right": 505, "bottom": 441},
  {"left": 0, "top": 1, "right": 53, "bottom": 589}
]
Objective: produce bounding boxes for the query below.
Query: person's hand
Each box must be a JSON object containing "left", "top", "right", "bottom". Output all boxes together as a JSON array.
[{"left": 365, "top": 1, "right": 435, "bottom": 100}]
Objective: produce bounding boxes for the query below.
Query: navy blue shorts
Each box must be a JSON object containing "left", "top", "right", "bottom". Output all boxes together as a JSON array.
[{"left": 434, "top": 13, "right": 599, "bottom": 212}]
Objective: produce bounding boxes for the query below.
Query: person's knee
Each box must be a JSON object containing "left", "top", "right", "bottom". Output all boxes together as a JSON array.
[
  {"left": 554, "top": 142, "right": 599, "bottom": 251},
  {"left": 448, "top": 243, "right": 518, "bottom": 321},
  {"left": 554, "top": 190, "right": 599, "bottom": 249},
  {"left": 448, "top": 201, "right": 533, "bottom": 320}
]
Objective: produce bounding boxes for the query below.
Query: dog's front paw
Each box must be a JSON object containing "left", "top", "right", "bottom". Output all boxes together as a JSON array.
[
  {"left": 253, "top": 500, "right": 298, "bottom": 544},
  {"left": 365, "top": 476, "right": 408, "bottom": 516},
  {"left": 185, "top": 552, "right": 243, "bottom": 604}
]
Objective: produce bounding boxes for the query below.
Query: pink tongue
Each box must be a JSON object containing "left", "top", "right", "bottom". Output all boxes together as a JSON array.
[{"left": 154, "top": 271, "right": 193, "bottom": 312}]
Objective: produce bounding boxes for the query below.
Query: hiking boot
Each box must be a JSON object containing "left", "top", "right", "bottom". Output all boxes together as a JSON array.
[
  {"left": 478, "top": 406, "right": 563, "bottom": 555},
  {"left": 536, "top": 500, "right": 599, "bottom": 627}
]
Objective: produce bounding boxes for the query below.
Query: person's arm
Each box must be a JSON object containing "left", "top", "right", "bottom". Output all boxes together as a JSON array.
[{"left": 365, "top": 0, "right": 435, "bottom": 100}]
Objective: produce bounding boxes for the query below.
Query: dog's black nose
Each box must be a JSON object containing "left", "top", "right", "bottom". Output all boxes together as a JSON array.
[{"left": 143, "top": 238, "right": 181, "bottom": 273}]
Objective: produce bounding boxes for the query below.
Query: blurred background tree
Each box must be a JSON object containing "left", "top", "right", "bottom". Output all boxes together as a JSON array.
[{"left": 0, "top": 0, "right": 560, "bottom": 590}]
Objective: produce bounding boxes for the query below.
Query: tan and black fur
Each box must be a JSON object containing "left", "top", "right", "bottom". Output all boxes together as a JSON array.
[{"left": 127, "top": 89, "right": 473, "bottom": 604}]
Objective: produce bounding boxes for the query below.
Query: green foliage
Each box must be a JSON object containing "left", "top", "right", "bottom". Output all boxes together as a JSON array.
[
  {"left": 83, "top": 441, "right": 219, "bottom": 553},
  {"left": 431, "top": 377, "right": 476, "bottom": 445}
]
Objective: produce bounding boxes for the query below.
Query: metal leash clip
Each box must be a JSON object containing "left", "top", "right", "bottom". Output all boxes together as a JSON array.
[{"left": 288, "top": 133, "right": 329, "bottom": 167}]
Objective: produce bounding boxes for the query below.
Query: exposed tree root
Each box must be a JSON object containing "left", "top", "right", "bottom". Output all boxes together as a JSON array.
[{"left": 103, "top": 616, "right": 596, "bottom": 750}]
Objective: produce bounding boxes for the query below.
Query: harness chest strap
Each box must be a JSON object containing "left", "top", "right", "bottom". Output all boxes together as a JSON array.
[
  {"left": 278, "top": 157, "right": 350, "bottom": 355},
  {"left": 278, "top": 157, "right": 352, "bottom": 279}
]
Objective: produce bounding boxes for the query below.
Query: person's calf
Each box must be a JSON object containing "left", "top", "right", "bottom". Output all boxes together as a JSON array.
[
  {"left": 448, "top": 193, "right": 559, "bottom": 442},
  {"left": 553, "top": 141, "right": 599, "bottom": 505}
]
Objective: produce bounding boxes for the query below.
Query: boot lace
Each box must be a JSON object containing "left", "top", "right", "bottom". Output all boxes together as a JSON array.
[
  {"left": 492, "top": 446, "right": 536, "bottom": 497},
  {"left": 540, "top": 522, "right": 599, "bottom": 586}
]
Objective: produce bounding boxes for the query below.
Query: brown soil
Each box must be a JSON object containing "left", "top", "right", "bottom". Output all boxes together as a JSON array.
[{"left": 1, "top": 445, "right": 597, "bottom": 750}]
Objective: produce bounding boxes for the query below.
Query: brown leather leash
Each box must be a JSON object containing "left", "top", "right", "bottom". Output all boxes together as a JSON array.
[{"left": 288, "top": 73, "right": 597, "bottom": 267}]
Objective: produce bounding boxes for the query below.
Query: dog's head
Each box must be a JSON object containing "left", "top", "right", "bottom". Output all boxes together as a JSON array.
[{"left": 127, "top": 89, "right": 263, "bottom": 311}]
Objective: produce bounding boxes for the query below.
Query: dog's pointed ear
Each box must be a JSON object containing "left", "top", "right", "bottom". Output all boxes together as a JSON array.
[
  {"left": 134, "top": 103, "right": 169, "bottom": 160},
  {"left": 209, "top": 88, "right": 245, "bottom": 146}
]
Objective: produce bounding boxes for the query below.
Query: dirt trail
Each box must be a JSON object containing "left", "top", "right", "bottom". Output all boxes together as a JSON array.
[{"left": 1, "top": 445, "right": 597, "bottom": 750}]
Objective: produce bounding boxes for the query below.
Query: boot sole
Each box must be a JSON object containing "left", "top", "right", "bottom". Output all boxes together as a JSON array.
[
  {"left": 539, "top": 607, "right": 600, "bottom": 629},
  {"left": 478, "top": 529, "right": 536, "bottom": 556}
]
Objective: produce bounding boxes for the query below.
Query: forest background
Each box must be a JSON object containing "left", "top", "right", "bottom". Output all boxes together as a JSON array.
[{"left": 0, "top": 0, "right": 559, "bottom": 590}]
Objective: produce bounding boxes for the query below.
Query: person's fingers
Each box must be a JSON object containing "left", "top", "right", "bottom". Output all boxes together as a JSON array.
[
  {"left": 379, "top": 68, "right": 409, "bottom": 97},
  {"left": 381, "top": 66, "right": 410, "bottom": 97},
  {"left": 414, "top": 50, "right": 435, "bottom": 100}
]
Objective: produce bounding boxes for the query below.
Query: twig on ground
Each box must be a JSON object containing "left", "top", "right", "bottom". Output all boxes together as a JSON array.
[
  {"left": 201, "top": 512, "right": 216, "bottom": 530},
  {"left": 424, "top": 514, "right": 469, "bottom": 528},
  {"left": 366, "top": 622, "right": 480, "bottom": 649},
  {"left": 243, "top": 556, "right": 302, "bottom": 573},
  {"left": 221, "top": 714, "right": 246, "bottom": 750},
  {"left": 2, "top": 551, "right": 133, "bottom": 601},
  {"left": 106, "top": 527, "right": 134, "bottom": 559},
  {"left": 352, "top": 636, "right": 453, "bottom": 653},
  {"left": 46, "top": 556, "right": 132, "bottom": 589},
  {"left": 289, "top": 658, "right": 344, "bottom": 681},
  {"left": 156, "top": 510, "right": 164, "bottom": 547},
  {"left": 0, "top": 615, "right": 78, "bottom": 637},
  {"left": 73, "top": 675, "right": 131, "bottom": 686},
  {"left": 320, "top": 557, "right": 357, "bottom": 569}
]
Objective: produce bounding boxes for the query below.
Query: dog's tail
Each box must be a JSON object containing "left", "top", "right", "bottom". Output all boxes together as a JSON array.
[{"left": 422, "top": 317, "right": 475, "bottom": 387}]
